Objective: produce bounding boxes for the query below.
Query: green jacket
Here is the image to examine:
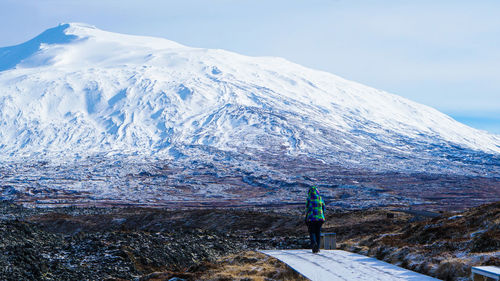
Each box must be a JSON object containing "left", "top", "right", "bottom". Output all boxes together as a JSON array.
[{"left": 305, "top": 186, "right": 326, "bottom": 222}]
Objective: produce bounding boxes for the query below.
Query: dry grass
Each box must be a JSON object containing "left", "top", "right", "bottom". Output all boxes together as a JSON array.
[
  {"left": 195, "top": 251, "right": 308, "bottom": 281},
  {"left": 434, "top": 258, "right": 469, "bottom": 281},
  {"left": 137, "top": 251, "right": 308, "bottom": 281}
]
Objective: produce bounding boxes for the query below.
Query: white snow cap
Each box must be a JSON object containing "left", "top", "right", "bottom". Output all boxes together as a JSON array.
[{"left": 0, "top": 23, "right": 498, "bottom": 162}]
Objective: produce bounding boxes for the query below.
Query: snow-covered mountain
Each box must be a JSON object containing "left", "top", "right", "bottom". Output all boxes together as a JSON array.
[{"left": 0, "top": 23, "right": 499, "bottom": 175}]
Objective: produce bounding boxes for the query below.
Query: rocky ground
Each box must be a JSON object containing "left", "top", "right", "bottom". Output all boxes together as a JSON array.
[
  {"left": 340, "top": 202, "right": 500, "bottom": 281},
  {"left": 0, "top": 201, "right": 498, "bottom": 280},
  {"left": 0, "top": 202, "right": 310, "bottom": 281},
  {"left": 3, "top": 155, "right": 499, "bottom": 211}
]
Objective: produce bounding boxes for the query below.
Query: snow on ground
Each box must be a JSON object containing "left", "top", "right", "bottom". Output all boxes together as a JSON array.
[{"left": 261, "top": 250, "right": 440, "bottom": 281}]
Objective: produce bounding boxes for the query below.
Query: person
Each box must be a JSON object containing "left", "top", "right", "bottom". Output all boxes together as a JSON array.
[{"left": 305, "top": 186, "right": 325, "bottom": 253}]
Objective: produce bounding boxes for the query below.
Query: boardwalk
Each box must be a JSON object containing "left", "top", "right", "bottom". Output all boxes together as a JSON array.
[{"left": 261, "top": 250, "right": 440, "bottom": 281}]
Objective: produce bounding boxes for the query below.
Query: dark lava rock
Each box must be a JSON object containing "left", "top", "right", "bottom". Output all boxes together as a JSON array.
[{"left": 0, "top": 202, "right": 310, "bottom": 280}]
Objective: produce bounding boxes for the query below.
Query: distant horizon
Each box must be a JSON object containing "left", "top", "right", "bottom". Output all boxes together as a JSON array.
[
  {"left": 1, "top": 1, "right": 499, "bottom": 135},
  {"left": 452, "top": 115, "right": 500, "bottom": 135}
]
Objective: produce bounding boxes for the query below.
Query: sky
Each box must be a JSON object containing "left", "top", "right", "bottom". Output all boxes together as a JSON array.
[{"left": 1, "top": 0, "right": 499, "bottom": 134}]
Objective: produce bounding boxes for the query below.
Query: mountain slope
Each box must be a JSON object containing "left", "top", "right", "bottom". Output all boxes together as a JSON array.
[{"left": 0, "top": 23, "right": 499, "bottom": 177}]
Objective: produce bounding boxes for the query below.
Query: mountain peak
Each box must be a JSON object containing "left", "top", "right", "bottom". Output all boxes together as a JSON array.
[
  {"left": 0, "top": 23, "right": 185, "bottom": 71},
  {"left": 29, "top": 23, "right": 82, "bottom": 44},
  {"left": 64, "top": 22, "right": 97, "bottom": 29},
  {"left": 0, "top": 23, "right": 85, "bottom": 71}
]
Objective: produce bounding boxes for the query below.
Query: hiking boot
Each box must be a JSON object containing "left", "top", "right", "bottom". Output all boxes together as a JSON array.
[
  {"left": 311, "top": 243, "right": 318, "bottom": 253},
  {"left": 313, "top": 244, "right": 319, "bottom": 253}
]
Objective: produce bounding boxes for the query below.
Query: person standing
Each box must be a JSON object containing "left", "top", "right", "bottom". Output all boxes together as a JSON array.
[{"left": 305, "top": 186, "right": 326, "bottom": 253}]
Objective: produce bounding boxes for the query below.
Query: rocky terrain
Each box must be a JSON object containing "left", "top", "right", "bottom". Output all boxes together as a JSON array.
[
  {"left": 0, "top": 201, "right": 498, "bottom": 280},
  {"left": 0, "top": 202, "right": 310, "bottom": 281},
  {"left": 2, "top": 156, "right": 499, "bottom": 212},
  {"left": 340, "top": 202, "right": 500, "bottom": 281}
]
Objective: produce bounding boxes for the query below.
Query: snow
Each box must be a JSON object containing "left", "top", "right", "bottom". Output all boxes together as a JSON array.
[
  {"left": 472, "top": 266, "right": 500, "bottom": 278},
  {"left": 0, "top": 23, "right": 499, "bottom": 175},
  {"left": 261, "top": 249, "right": 440, "bottom": 281}
]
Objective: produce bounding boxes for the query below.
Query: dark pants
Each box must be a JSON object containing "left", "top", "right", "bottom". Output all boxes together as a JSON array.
[{"left": 307, "top": 221, "right": 323, "bottom": 249}]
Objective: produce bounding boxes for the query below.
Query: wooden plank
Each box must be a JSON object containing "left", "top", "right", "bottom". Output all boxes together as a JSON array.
[{"left": 261, "top": 249, "right": 441, "bottom": 281}]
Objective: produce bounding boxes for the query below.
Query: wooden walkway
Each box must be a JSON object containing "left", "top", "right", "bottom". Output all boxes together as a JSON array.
[{"left": 261, "top": 250, "right": 440, "bottom": 281}]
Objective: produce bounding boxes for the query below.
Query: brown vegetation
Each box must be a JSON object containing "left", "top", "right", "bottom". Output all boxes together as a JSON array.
[
  {"left": 193, "top": 251, "right": 307, "bottom": 281},
  {"left": 1, "top": 200, "right": 498, "bottom": 280},
  {"left": 341, "top": 201, "right": 500, "bottom": 281}
]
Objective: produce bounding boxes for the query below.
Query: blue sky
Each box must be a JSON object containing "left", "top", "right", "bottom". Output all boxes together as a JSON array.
[{"left": 1, "top": 0, "right": 499, "bottom": 134}]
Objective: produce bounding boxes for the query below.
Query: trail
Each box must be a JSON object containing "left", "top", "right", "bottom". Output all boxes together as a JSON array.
[{"left": 261, "top": 250, "right": 440, "bottom": 281}]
